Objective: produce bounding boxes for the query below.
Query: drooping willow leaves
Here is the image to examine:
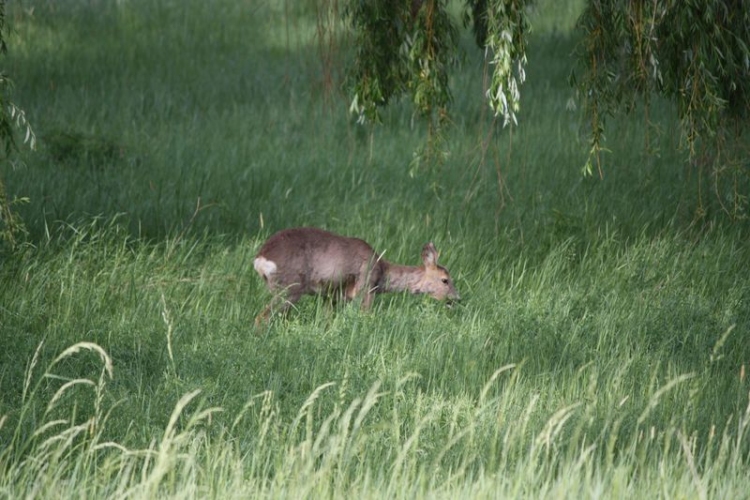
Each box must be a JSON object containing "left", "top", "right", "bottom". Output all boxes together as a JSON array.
[
  {"left": 573, "top": 0, "right": 750, "bottom": 216},
  {"left": 0, "top": 3, "right": 35, "bottom": 250},
  {"left": 344, "top": 0, "right": 531, "bottom": 129},
  {"left": 344, "top": 0, "right": 459, "bottom": 125},
  {"left": 345, "top": 0, "right": 749, "bottom": 216}
]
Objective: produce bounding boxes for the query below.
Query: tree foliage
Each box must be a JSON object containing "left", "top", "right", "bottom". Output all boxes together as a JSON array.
[
  {"left": 345, "top": 0, "right": 460, "bottom": 126},
  {"left": 345, "top": 0, "right": 531, "bottom": 129},
  {"left": 0, "top": 2, "right": 35, "bottom": 250},
  {"left": 574, "top": 0, "right": 750, "bottom": 216},
  {"left": 344, "top": 0, "right": 749, "bottom": 216},
  {"left": 343, "top": 0, "right": 530, "bottom": 172},
  {"left": 464, "top": 0, "right": 529, "bottom": 126}
]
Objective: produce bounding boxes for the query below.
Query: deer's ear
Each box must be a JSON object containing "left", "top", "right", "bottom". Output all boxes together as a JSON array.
[{"left": 421, "top": 242, "right": 439, "bottom": 269}]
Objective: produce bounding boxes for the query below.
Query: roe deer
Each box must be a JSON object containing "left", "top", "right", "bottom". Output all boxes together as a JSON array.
[{"left": 253, "top": 227, "right": 459, "bottom": 325}]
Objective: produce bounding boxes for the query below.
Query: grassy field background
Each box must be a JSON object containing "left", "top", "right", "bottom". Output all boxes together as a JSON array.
[{"left": 1, "top": 0, "right": 748, "bottom": 497}]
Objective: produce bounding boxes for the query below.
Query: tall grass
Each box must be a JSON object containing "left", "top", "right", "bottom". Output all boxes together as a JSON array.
[{"left": 1, "top": 0, "right": 748, "bottom": 497}]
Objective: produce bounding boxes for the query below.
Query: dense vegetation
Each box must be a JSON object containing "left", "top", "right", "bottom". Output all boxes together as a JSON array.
[{"left": 0, "top": 1, "right": 748, "bottom": 497}]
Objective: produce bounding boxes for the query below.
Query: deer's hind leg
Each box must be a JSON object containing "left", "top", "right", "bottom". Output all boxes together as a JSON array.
[{"left": 254, "top": 280, "right": 304, "bottom": 328}]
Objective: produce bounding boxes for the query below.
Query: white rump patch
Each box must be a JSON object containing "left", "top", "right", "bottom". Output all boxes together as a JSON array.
[{"left": 254, "top": 256, "right": 277, "bottom": 279}]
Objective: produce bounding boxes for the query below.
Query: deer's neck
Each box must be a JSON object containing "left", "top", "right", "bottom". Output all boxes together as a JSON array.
[{"left": 380, "top": 262, "right": 424, "bottom": 294}]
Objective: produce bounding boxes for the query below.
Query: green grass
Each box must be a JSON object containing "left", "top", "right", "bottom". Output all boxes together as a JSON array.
[{"left": 1, "top": 0, "right": 749, "bottom": 497}]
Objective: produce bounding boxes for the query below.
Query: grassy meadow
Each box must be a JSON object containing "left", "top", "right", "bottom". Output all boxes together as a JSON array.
[{"left": 1, "top": 0, "right": 749, "bottom": 497}]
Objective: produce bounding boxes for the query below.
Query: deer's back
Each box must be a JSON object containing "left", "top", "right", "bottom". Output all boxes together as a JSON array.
[{"left": 255, "top": 228, "right": 380, "bottom": 290}]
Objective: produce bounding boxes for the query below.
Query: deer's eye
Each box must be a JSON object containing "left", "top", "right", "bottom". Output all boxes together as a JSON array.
[{"left": 441, "top": 278, "right": 449, "bottom": 284}]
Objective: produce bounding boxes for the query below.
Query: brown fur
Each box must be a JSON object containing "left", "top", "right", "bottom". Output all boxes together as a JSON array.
[{"left": 253, "top": 227, "right": 459, "bottom": 325}]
